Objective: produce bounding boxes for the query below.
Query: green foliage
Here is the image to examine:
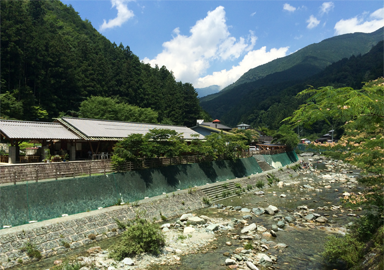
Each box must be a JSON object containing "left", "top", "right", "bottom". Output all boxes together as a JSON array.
[
  {"left": 256, "top": 180, "right": 265, "bottom": 189},
  {"left": 109, "top": 217, "right": 165, "bottom": 260},
  {"left": 1, "top": 0, "right": 204, "bottom": 125},
  {"left": 114, "top": 218, "right": 127, "bottom": 230},
  {"left": 267, "top": 177, "right": 273, "bottom": 187},
  {"left": 79, "top": 96, "right": 158, "bottom": 123},
  {"left": 200, "top": 38, "right": 383, "bottom": 130},
  {"left": 160, "top": 212, "right": 167, "bottom": 221},
  {"left": 20, "top": 242, "right": 42, "bottom": 260},
  {"left": 177, "top": 234, "right": 188, "bottom": 241},
  {"left": 61, "top": 241, "right": 70, "bottom": 248},
  {"left": 61, "top": 261, "right": 82, "bottom": 270},
  {"left": 202, "top": 197, "right": 211, "bottom": 205},
  {"left": 222, "top": 183, "right": 228, "bottom": 189},
  {"left": 235, "top": 189, "right": 242, "bottom": 196},
  {"left": 235, "top": 183, "right": 242, "bottom": 189},
  {"left": 323, "top": 234, "right": 364, "bottom": 267},
  {"left": 272, "top": 125, "right": 300, "bottom": 151},
  {"left": 222, "top": 190, "right": 231, "bottom": 198},
  {"left": 244, "top": 242, "right": 253, "bottom": 250},
  {"left": 246, "top": 184, "right": 252, "bottom": 191}
]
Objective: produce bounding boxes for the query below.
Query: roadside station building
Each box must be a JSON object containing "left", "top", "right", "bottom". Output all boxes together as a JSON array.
[{"left": 0, "top": 117, "right": 204, "bottom": 164}]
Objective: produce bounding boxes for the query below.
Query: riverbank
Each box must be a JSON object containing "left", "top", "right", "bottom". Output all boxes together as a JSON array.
[
  {"left": 0, "top": 160, "right": 299, "bottom": 269},
  {"left": 25, "top": 153, "right": 364, "bottom": 270}
]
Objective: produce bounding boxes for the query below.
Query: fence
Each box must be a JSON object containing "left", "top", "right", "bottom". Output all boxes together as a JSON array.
[
  {"left": 0, "top": 160, "right": 111, "bottom": 185},
  {"left": 0, "top": 150, "right": 283, "bottom": 185}
]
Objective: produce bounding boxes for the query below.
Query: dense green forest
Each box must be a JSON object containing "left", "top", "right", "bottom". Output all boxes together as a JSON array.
[
  {"left": 201, "top": 40, "right": 384, "bottom": 135},
  {"left": 0, "top": 0, "right": 206, "bottom": 126}
]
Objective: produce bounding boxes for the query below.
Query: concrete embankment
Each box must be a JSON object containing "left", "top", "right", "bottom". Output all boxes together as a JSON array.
[{"left": 0, "top": 159, "right": 299, "bottom": 269}]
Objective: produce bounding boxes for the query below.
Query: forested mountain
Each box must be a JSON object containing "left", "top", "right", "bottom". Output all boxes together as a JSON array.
[
  {"left": 201, "top": 40, "right": 383, "bottom": 130},
  {"left": 195, "top": 85, "right": 220, "bottom": 98},
  {"left": 1, "top": 0, "right": 204, "bottom": 127},
  {"left": 200, "top": 28, "right": 383, "bottom": 103}
]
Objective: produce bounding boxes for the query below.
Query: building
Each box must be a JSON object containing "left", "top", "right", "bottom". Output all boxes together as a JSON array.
[
  {"left": 237, "top": 123, "right": 250, "bottom": 130},
  {"left": 0, "top": 118, "right": 204, "bottom": 164},
  {"left": 191, "top": 119, "right": 232, "bottom": 137}
]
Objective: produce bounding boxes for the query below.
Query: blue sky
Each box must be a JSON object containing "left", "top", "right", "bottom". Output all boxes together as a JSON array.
[{"left": 62, "top": 0, "right": 384, "bottom": 90}]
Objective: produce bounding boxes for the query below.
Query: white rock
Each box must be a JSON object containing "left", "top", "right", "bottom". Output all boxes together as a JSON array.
[
  {"left": 280, "top": 194, "right": 286, "bottom": 198},
  {"left": 241, "top": 223, "right": 257, "bottom": 234},
  {"left": 122, "top": 258, "right": 134, "bottom": 266},
  {"left": 225, "top": 258, "right": 237, "bottom": 265},
  {"left": 246, "top": 261, "right": 259, "bottom": 270},
  {"left": 161, "top": 223, "right": 171, "bottom": 228},
  {"left": 187, "top": 216, "right": 206, "bottom": 225},
  {"left": 180, "top": 213, "right": 193, "bottom": 221},
  {"left": 183, "top": 227, "right": 195, "bottom": 234}
]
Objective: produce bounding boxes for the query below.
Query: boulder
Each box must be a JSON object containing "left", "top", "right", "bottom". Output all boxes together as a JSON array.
[
  {"left": 206, "top": 224, "right": 219, "bottom": 231},
  {"left": 284, "top": 216, "right": 295, "bottom": 223},
  {"left": 304, "top": 214, "right": 315, "bottom": 221},
  {"left": 241, "top": 223, "right": 256, "bottom": 234},
  {"left": 233, "top": 206, "right": 242, "bottom": 211},
  {"left": 246, "top": 261, "right": 259, "bottom": 270},
  {"left": 254, "top": 191, "right": 265, "bottom": 195},
  {"left": 265, "top": 205, "right": 278, "bottom": 215},
  {"left": 252, "top": 207, "right": 264, "bottom": 215},
  {"left": 276, "top": 220, "right": 285, "bottom": 228},
  {"left": 187, "top": 216, "right": 206, "bottom": 225},
  {"left": 270, "top": 230, "right": 277, "bottom": 237},
  {"left": 180, "top": 214, "right": 193, "bottom": 221},
  {"left": 316, "top": 216, "right": 328, "bottom": 223},
  {"left": 241, "top": 208, "right": 251, "bottom": 213},
  {"left": 225, "top": 259, "right": 237, "bottom": 265},
  {"left": 243, "top": 215, "right": 252, "bottom": 220},
  {"left": 256, "top": 225, "right": 267, "bottom": 233},
  {"left": 122, "top": 258, "right": 134, "bottom": 266}
]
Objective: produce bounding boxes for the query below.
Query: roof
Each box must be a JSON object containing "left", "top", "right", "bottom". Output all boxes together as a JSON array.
[
  {"left": 237, "top": 123, "right": 250, "bottom": 127},
  {"left": 200, "top": 122, "right": 232, "bottom": 130},
  {"left": 0, "top": 120, "right": 80, "bottom": 140},
  {"left": 212, "top": 119, "right": 221, "bottom": 123},
  {"left": 191, "top": 124, "right": 233, "bottom": 135},
  {"left": 57, "top": 117, "right": 204, "bottom": 141}
]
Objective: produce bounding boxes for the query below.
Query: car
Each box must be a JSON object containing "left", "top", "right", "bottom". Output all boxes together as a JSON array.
[{"left": 249, "top": 146, "right": 257, "bottom": 152}]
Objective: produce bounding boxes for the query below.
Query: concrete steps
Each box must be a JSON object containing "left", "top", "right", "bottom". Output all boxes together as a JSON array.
[
  {"left": 256, "top": 160, "right": 274, "bottom": 171},
  {"left": 201, "top": 182, "right": 247, "bottom": 203}
]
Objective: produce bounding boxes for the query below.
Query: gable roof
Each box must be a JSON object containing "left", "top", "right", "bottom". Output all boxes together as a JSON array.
[
  {"left": 0, "top": 119, "right": 80, "bottom": 140},
  {"left": 190, "top": 124, "right": 233, "bottom": 135},
  {"left": 56, "top": 117, "right": 204, "bottom": 141},
  {"left": 200, "top": 122, "right": 232, "bottom": 131}
]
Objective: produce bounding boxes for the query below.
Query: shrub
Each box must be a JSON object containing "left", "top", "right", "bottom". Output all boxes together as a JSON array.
[
  {"left": 222, "top": 183, "right": 228, "bottom": 189},
  {"left": 114, "top": 218, "right": 127, "bottom": 230},
  {"left": 61, "top": 241, "right": 70, "bottom": 248},
  {"left": 256, "top": 180, "right": 264, "bottom": 189},
  {"left": 61, "top": 261, "right": 82, "bottom": 270},
  {"left": 17, "top": 259, "right": 23, "bottom": 264},
  {"left": 246, "top": 184, "right": 252, "bottom": 191},
  {"left": 235, "top": 183, "right": 241, "bottom": 189},
  {"left": 20, "top": 242, "right": 42, "bottom": 260},
  {"left": 244, "top": 242, "right": 253, "bottom": 250},
  {"left": 322, "top": 234, "right": 364, "bottom": 268},
  {"left": 267, "top": 177, "right": 273, "bottom": 186},
  {"left": 160, "top": 212, "right": 167, "bottom": 221},
  {"left": 109, "top": 217, "right": 165, "bottom": 260},
  {"left": 222, "top": 190, "right": 231, "bottom": 198},
  {"left": 235, "top": 190, "right": 241, "bottom": 196},
  {"left": 88, "top": 234, "right": 96, "bottom": 240},
  {"left": 202, "top": 197, "right": 211, "bottom": 205}
]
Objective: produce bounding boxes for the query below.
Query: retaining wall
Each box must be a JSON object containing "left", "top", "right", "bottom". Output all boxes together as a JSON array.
[{"left": 0, "top": 155, "right": 299, "bottom": 269}]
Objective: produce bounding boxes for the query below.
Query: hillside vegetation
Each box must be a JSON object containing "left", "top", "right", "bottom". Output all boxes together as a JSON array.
[
  {"left": 1, "top": 0, "right": 205, "bottom": 126},
  {"left": 200, "top": 38, "right": 383, "bottom": 130}
]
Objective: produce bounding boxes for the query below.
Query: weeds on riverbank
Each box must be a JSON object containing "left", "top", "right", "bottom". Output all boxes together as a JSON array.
[
  {"left": 109, "top": 216, "right": 165, "bottom": 260},
  {"left": 20, "top": 242, "right": 42, "bottom": 260}
]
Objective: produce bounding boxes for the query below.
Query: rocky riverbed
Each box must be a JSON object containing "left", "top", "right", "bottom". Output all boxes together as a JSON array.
[{"left": 18, "top": 154, "right": 363, "bottom": 270}]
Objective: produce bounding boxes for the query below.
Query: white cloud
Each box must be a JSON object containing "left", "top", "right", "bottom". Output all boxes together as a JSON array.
[
  {"left": 334, "top": 7, "right": 384, "bottom": 35},
  {"left": 307, "top": 15, "right": 320, "bottom": 29},
  {"left": 283, "top": 3, "right": 296, "bottom": 12},
  {"left": 294, "top": 34, "right": 303, "bottom": 40},
  {"left": 144, "top": 6, "right": 284, "bottom": 89},
  {"left": 100, "top": 0, "right": 134, "bottom": 31},
  {"left": 251, "top": 12, "right": 256, "bottom": 16},
  {"left": 320, "top": 2, "right": 334, "bottom": 15},
  {"left": 194, "top": 46, "right": 289, "bottom": 89}
]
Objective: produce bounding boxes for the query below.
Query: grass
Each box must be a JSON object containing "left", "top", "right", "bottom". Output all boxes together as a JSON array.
[
  {"left": 20, "top": 242, "right": 42, "bottom": 260},
  {"left": 256, "top": 180, "right": 265, "bottom": 189},
  {"left": 202, "top": 197, "right": 211, "bottom": 205}
]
